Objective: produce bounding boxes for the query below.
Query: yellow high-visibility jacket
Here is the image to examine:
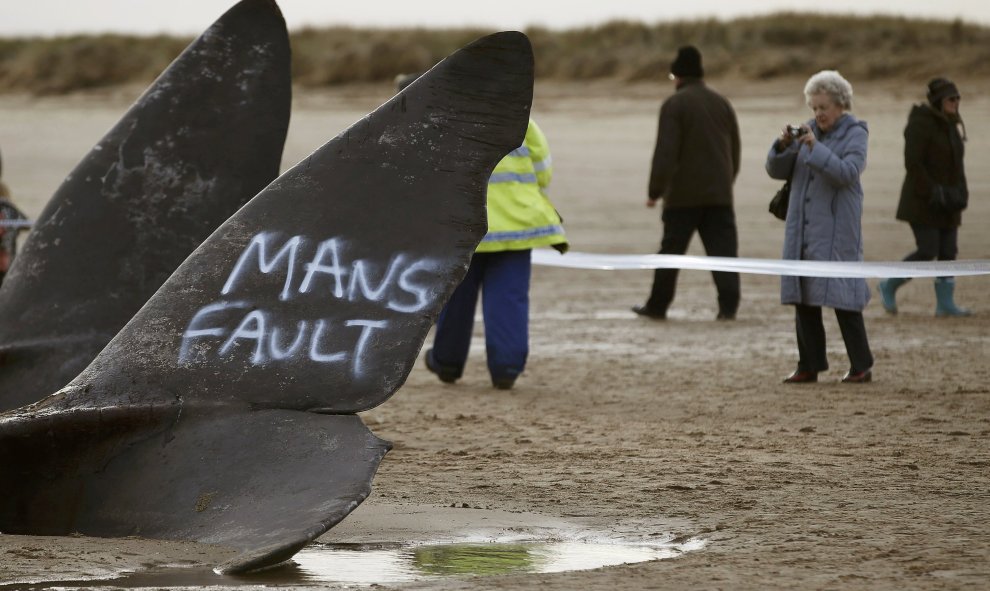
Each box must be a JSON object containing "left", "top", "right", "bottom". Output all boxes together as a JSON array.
[{"left": 477, "top": 119, "right": 567, "bottom": 253}]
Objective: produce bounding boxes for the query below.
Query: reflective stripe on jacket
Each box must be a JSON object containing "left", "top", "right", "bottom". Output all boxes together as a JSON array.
[{"left": 477, "top": 119, "right": 567, "bottom": 252}]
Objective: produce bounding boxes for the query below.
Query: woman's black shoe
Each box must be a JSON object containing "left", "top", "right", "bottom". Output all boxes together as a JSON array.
[{"left": 783, "top": 370, "right": 818, "bottom": 383}]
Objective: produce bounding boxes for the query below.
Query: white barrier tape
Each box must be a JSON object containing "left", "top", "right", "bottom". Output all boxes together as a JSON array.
[
  {"left": 532, "top": 249, "right": 990, "bottom": 279},
  {"left": 0, "top": 220, "right": 33, "bottom": 229}
]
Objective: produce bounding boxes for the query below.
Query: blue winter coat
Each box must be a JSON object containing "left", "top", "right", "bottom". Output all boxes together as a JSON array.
[{"left": 765, "top": 113, "right": 871, "bottom": 311}]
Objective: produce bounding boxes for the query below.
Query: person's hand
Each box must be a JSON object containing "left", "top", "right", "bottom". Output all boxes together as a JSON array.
[
  {"left": 796, "top": 126, "right": 815, "bottom": 148},
  {"left": 778, "top": 127, "right": 794, "bottom": 148},
  {"left": 646, "top": 197, "right": 658, "bottom": 208}
]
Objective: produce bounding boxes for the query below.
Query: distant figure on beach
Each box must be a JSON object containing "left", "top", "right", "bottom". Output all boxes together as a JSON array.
[
  {"left": 425, "top": 117, "right": 567, "bottom": 390},
  {"left": 0, "top": 149, "right": 29, "bottom": 287},
  {"left": 392, "top": 74, "right": 568, "bottom": 390},
  {"left": 633, "top": 45, "right": 741, "bottom": 321},
  {"left": 877, "top": 78, "right": 971, "bottom": 317},
  {"left": 766, "top": 70, "right": 873, "bottom": 384}
]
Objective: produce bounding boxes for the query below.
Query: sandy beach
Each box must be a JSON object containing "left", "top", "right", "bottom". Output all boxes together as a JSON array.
[{"left": 1, "top": 79, "right": 989, "bottom": 589}]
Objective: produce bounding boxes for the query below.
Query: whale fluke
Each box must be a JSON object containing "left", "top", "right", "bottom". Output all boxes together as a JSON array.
[{"left": 0, "top": 29, "right": 534, "bottom": 573}]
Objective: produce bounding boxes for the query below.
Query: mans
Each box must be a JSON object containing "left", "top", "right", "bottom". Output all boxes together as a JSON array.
[{"left": 633, "top": 45, "right": 741, "bottom": 320}]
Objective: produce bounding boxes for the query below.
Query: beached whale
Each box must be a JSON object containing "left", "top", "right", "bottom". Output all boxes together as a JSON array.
[{"left": 0, "top": 21, "right": 534, "bottom": 575}]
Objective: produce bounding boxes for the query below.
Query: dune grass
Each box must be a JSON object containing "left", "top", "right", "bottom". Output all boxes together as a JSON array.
[{"left": 1, "top": 13, "right": 987, "bottom": 95}]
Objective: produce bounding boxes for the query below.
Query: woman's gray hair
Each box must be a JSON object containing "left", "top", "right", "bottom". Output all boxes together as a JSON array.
[{"left": 804, "top": 70, "right": 853, "bottom": 110}]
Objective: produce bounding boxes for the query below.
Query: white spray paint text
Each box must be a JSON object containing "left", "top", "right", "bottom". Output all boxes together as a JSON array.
[{"left": 179, "top": 232, "right": 440, "bottom": 377}]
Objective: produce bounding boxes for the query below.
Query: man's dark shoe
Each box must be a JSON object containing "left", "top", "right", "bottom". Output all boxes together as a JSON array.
[
  {"left": 716, "top": 312, "right": 736, "bottom": 320},
  {"left": 424, "top": 348, "right": 458, "bottom": 384},
  {"left": 492, "top": 376, "right": 516, "bottom": 390},
  {"left": 841, "top": 369, "right": 872, "bottom": 383},
  {"left": 632, "top": 305, "right": 666, "bottom": 320},
  {"left": 783, "top": 369, "right": 818, "bottom": 383}
]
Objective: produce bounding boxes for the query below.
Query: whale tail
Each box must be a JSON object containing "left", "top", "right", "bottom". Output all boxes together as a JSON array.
[{"left": 0, "top": 22, "right": 534, "bottom": 573}]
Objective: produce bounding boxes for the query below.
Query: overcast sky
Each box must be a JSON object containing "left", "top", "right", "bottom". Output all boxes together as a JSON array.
[{"left": 2, "top": 0, "right": 989, "bottom": 36}]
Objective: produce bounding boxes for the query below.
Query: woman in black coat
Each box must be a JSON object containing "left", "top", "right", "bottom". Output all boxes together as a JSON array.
[{"left": 877, "top": 78, "right": 970, "bottom": 316}]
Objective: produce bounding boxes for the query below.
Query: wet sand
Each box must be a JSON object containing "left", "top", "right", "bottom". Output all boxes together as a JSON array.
[{"left": 1, "top": 80, "right": 989, "bottom": 589}]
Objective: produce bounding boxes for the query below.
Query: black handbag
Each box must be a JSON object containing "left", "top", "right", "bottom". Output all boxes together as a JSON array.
[
  {"left": 769, "top": 157, "right": 796, "bottom": 221},
  {"left": 769, "top": 179, "right": 790, "bottom": 220},
  {"left": 929, "top": 184, "right": 967, "bottom": 213}
]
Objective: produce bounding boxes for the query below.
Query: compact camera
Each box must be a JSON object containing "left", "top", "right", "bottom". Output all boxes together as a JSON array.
[{"left": 787, "top": 124, "right": 808, "bottom": 138}]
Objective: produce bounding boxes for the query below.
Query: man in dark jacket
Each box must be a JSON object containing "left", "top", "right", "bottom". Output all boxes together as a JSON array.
[{"left": 633, "top": 45, "right": 741, "bottom": 321}]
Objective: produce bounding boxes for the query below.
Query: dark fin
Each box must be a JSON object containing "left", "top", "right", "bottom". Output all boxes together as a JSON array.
[
  {"left": 0, "top": 31, "right": 533, "bottom": 573},
  {"left": 59, "top": 30, "right": 534, "bottom": 414},
  {"left": 0, "top": 0, "right": 291, "bottom": 412},
  {"left": 0, "top": 406, "right": 390, "bottom": 574}
]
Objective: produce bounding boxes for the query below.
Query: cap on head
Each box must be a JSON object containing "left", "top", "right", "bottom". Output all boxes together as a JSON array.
[
  {"left": 927, "top": 77, "right": 960, "bottom": 108},
  {"left": 670, "top": 45, "right": 704, "bottom": 79}
]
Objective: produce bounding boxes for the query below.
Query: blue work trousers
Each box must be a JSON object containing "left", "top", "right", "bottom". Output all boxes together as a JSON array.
[{"left": 431, "top": 250, "right": 531, "bottom": 381}]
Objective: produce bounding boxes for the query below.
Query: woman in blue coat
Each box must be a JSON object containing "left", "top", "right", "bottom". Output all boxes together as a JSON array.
[{"left": 766, "top": 70, "right": 874, "bottom": 384}]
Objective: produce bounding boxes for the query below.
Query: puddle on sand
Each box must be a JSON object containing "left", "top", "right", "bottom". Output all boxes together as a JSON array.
[
  {"left": 13, "top": 537, "right": 704, "bottom": 589},
  {"left": 288, "top": 537, "right": 706, "bottom": 584},
  {"left": 1, "top": 506, "right": 705, "bottom": 589}
]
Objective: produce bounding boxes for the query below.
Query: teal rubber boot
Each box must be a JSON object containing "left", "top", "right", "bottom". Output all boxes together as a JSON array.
[
  {"left": 877, "top": 277, "right": 908, "bottom": 314},
  {"left": 934, "top": 277, "right": 971, "bottom": 317}
]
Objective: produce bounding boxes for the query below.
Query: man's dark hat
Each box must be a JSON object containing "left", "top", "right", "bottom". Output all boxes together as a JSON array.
[
  {"left": 395, "top": 72, "right": 422, "bottom": 92},
  {"left": 927, "top": 77, "right": 960, "bottom": 107},
  {"left": 670, "top": 45, "right": 704, "bottom": 78}
]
